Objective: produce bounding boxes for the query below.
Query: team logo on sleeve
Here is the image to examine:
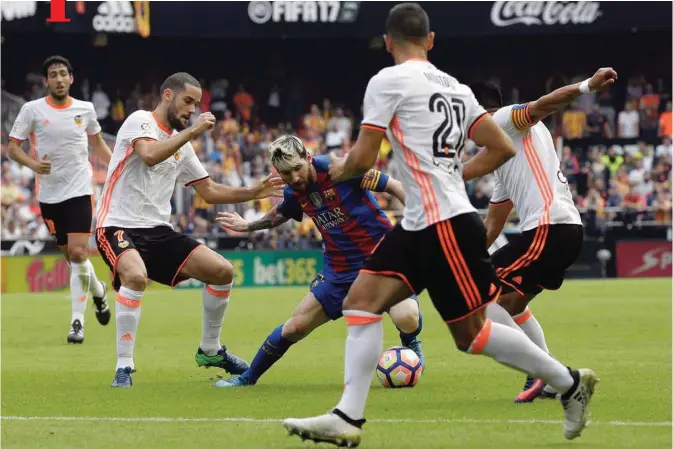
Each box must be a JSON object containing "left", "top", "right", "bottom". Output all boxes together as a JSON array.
[
  {"left": 323, "top": 188, "right": 336, "bottom": 201},
  {"left": 74, "top": 115, "right": 83, "bottom": 126},
  {"left": 140, "top": 121, "right": 151, "bottom": 131},
  {"left": 173, "top": 151, "right": 180, "bottom": 161},
  {"left": 309, "top": 192, "right": 323, "bottom": 207}
]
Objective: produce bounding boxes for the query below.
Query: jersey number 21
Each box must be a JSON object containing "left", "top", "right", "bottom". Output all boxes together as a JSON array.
[{"left": 429, "top": 93, "right": 466, "bottom": 160}]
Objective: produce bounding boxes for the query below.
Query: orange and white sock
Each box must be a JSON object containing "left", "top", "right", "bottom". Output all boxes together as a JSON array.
[
  {"left": 513, "top": 307, "right": 549, "bottom": 353},
  {"left": 201, "top": 283, "right": 232, "bottom": 356},
  {"left": 69, "top": 261, "right": 90, "bottom": 325},
  {"left": 468, "top": 319, "right": 574, "bottom": 394},
  {"left": 116, "top": 286, "right": 143, "bottom": 370},
  {"left": 334, "top": 310, "right": 383, "bottom": 420}
]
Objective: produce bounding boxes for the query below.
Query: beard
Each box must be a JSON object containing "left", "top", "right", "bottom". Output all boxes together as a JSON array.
[
  {"left": 167, "top": 101, "right": 187, "bottom": 130},
  {"left": 49, "top": 88, "right": 68, "bottom": 101}
]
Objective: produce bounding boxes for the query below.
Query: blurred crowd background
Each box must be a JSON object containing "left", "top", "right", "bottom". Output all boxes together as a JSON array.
[{"left": 1, "top": 25, "right": 671, "bottom": 249}]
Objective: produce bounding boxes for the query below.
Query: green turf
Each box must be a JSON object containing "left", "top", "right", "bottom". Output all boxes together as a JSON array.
[{"left": 2, "top": 279, "right": 671, "bottom": 448}]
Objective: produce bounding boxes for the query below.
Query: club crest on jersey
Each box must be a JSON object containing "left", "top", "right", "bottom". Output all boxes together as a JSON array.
[
  {"left": 309, "top": 192, "right": 323, "bottom": 207},
  {"left": 323, "top": 188, "right": 336, "bottom": 201},
  {"left": 74, "top": 115, "right": 82, "bottom": 126}
]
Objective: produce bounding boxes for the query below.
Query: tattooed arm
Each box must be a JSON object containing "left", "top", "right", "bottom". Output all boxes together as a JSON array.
[{"left": 215, "top": 206, "right": 291, "bottom": 233}]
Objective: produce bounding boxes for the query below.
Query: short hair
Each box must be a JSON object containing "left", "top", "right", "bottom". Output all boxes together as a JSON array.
[
  {"left": 43, "top": 55, "right": 73, "bottom": 77},
  {"left": 470, "top": 81, "right": 503, "bottom": 110},
  {"left": 269, "top": 135, "right": 308, "bottom": 171},
  {"left": 159, "top": 72, "right": 200, "bottom": 95},
  {"left": 386, "top": 3, "right": 430, "bottom": 41}
]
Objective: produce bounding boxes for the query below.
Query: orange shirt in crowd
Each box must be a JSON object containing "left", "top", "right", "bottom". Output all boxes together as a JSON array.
[
  {"left": 562, "top": 110, "right": 586, "bottom": 138},
  {"left": 659, "top": 111, "right": 672, "bottom": 136},
  {"left": 234, "top": 91, "right": 254, "bottom": 122}
]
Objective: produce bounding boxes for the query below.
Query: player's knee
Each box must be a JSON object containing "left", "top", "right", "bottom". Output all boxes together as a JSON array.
[
  {"left": 342, "top": 290, "right": 368, "bottom": 311},
  {"left": 67, "top": 245, "right": 88, "bottom": 263},
  {"left": 393, "top": 309, "right": 419, "bottom": 334},
  {"left": 211, "top": 258, "right": 234, "bottom": 286},
  {"left": 281, "top": 318, "right": 309, "bottom": 341},
  {"left": 120, "top": 271, "right": 148, "bottom": 292}
]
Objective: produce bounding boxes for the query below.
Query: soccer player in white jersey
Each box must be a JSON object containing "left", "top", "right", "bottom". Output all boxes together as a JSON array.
[
  {"left": 95, "top": 72, "right": 284, "bottom": 387},
  {"left": 283, "top": 4, "right": 598, "bottom": 446},
  {"left": 8, "top": 55, "right": 113, "bottom": 344},
  {"left": 466, "top": 68, "right": 617, "bottom": 404}
]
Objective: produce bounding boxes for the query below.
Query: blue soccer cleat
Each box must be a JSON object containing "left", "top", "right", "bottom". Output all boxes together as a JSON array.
[
  {"left": 214, "top": 374, "right": 253, "bottom": 388},
  {"left": 111, "top": 367, "right": 134, "bottom": 388},
  {"left": 195, "top": 346, "right": 250, "bottom": 375},
  {"left": 403, "top": 337, "right": 425, "bottom": 370}
]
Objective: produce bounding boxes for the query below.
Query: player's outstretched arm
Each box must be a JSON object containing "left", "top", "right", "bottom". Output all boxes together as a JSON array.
[
  {"left": 215, "top": 207, "right": 290, "bottom": 233},
  {"left": 462, "top": 116, "right": 517, "bottom": 181},
  {"left": 384, "top": 178, "right": 406, "bottom": 206},
  {"left": 192, "top": 174, "right": 285, "bottom": 205},
  {"left": 484, "top": 200, "right": 513, "bottom": 249},
  {"left": 527, "top": 67, "right": 617, "bottom": 124},
  {"left": 329, "top": 128, "right": 385, "bottom": 181},
  {"left": 7, "top": 141, "right": 51, "bottom": 174},
  {"left": 88, "top": 133, "right": 112, "bottom": 164},
  {"left": 135, "top": 113, "right": 215, "bottom": 167}
]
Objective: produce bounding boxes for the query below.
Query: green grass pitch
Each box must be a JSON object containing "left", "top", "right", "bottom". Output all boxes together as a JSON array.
[{"left": 2, "top": 278, "right": 671, "bottom": 448}]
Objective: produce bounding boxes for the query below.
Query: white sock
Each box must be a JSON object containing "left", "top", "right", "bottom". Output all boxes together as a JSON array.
[
  {"left": 85, "top": 259, "right": 105, "bottom": 297},
  {"left": 200, "top": 283, "right": 232, "bottom": 356},
  {"left": 469, "top": 319, "right": 574, "bottom": 393},
  {"left": 513, "top": 307, "right": 550, "bottom": 353},
  {"left": 116, "top": 286, "right": 143, "bottom": 370},
  {"left": 70, "top": 261, "right": 90, "bottom": 325},
  {"left": 335, "top": 310, "right": 383, "bottom": 420},
  {"left": 485, "top": 302, "right": 523, "bottom": 331}
]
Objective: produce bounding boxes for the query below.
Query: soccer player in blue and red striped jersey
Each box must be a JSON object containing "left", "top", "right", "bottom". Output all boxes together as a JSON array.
[{"left": 213, "top": 135, "right": 424, "bottom": 388}]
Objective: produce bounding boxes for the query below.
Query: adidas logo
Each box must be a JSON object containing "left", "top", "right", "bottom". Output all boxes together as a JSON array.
[
  {"left": 120, "top": 332, "right": 133, "bottom": 341},
  {"left": 92, "top": 1, "right": 136, "bottom": 34}
]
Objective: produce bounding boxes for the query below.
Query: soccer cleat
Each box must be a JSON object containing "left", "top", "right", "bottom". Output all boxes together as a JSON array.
[
  {"left": 515, "top": 376, "right": 546, "bottom": 403},
  {"left": 283, "top": 409, "right": 364, "bottom": 448},
  {"left": 404, "top": 337, "right": 425, "bottom": 370},
  {"left": 111, "top": 367, "right": 134, "bottom": 388},
  {"left": 67, "top": 319, "right": 84, "bottom": 344},
  {"left": 561, "top": 368, "right": 599, "bottom": 440},
  {"left": 195, "top": 346, "right": 250, "bottom": 375},
  {"left": 214, "top": 374, "right": 253, "bottom": 388},
  {"left": 92, "top": 281, "right": 111, "bottom": 326}
]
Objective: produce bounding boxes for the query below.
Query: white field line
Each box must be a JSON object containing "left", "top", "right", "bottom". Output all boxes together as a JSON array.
[{"left": 1, "top": 416, "right": 670, "bottom": 427}]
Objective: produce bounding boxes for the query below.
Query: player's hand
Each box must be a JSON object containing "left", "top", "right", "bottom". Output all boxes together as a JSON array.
[
  {"left": 328, "top": 152, "right": 349, "bottom": 181},
  {"left": 251, "top": 173, "right": 285, "bottom": 199},
  {"left": 31, "top": 154, "right": 51, "bottom": 174},
  {"left": 215, "top": 211, "right": 249, "bottom": 232},
  {"left": 588, "top": 67, "right": 618, "bottom": 92},
  {"left": 192, "top": 112, "right": 216, "bottom": 134}
]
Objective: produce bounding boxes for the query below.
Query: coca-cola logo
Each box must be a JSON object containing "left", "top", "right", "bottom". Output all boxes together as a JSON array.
[
  {"left": 26, "top": 258, "right": 69, "bottom": 292},
  {"left": 491, "top": 1, "right": 602, "bottom": 27}
]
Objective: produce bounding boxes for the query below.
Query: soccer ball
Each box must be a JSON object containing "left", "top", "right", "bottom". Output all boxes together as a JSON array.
[{"left": 376, "top": 346, "right": 423, "bottom": 388}]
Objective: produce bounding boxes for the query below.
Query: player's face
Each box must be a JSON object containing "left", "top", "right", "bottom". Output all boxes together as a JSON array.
[
  {"left": 167, "top": 83, "right": 202, "bottom": 130},
  {"left": 44, "top": 64, "right": 72, "bottom": 100},
  {"left": 277, "top": 158, "right": 311, "bottom": 191}
]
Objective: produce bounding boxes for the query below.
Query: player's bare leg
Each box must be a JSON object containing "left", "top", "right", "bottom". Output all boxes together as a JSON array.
[
  {"left": 449, "top": 307, "right": 598, "bottom": 439},
  {"left": 178, "top": 246, "right": 249, "bottom": 375},
  {"left": 387, "top": 298, "right": 424, "bottom": 366},
  {"left": 495, "top": 291, "right": 557, "bottom": 401},
  {"left": 65, "top": 234, "right": 110, "bottom": 344},
  {"left": 111, "top": 249, "right": 147, "bottom": 387},
  {"left": 284, "top": 272, "right": 411, "bottom": 447},
  {"left": 216, "top": 292, "right": 330, "bottom": 387}
]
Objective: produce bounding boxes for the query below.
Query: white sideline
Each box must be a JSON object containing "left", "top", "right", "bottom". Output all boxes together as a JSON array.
[{"left": 1, "top": 416, "right": 670, "bottom": 427}]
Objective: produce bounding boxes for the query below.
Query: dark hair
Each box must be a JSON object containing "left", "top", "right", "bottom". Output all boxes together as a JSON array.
[
  {"left": 159, "top": 72, "right": 200, "bottom": 95},
  {"left": 43, "top": 55, "right": 73, "bottom": 78},
  {"left": 386, "top": 3, "right": 430, "bottom": 41},
  {"left": 470, "top": 81, "right": 503, "bottom": 110}
]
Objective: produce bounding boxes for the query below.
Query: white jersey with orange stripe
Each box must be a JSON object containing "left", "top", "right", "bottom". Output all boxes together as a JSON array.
[
  {"left": 361, "top": 59, "right": 488, "bottom": 231},
  {"left": 490, "top": 104, "right": 582, "bottom": 232},
  {"left": 95, "top": 110, "right": 209, "bottom": 229},
  {"left": 9, "top": 96, "right": 101, "bottom": 204}
]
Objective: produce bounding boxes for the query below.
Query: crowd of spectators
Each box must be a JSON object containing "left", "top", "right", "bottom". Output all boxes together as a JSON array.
[{"left": 2, "top": 71, "right": 671, "bottom": 248}]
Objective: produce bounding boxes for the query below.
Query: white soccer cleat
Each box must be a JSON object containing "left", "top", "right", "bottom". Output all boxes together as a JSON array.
[
  {"left": 561, "top": 368, "right": 599, "bottom": 440},
  {"left": 283, "top": 410, "right": 363, "bottom": 448}
]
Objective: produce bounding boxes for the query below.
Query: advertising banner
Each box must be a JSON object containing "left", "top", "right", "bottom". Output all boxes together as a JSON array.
[
  {"left": 4, "top": 1, "right": 670, "bottom": 39},
  {"left": 616, "top": 240, "right": 672, "bottom": 278}
]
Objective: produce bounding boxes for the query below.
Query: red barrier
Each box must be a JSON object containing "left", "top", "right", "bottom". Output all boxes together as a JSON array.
[{"left": 616, "top": 240, "right": 672, "bottom": 278}]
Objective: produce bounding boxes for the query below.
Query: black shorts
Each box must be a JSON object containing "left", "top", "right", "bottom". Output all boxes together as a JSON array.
[
  {"left": 96, "top": 225, "right": 203, "bottom": 291},
  {"left": 40, "top": 195, "right": 93, "bottom": 246},
  {"left": 363, "top": 213, "right": 501, "bottom": 323},
  {"left": 490, "top": 224, "right": 583, "bottom": 296}
]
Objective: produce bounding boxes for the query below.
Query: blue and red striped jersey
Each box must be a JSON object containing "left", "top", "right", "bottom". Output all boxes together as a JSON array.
[{"left": 277, "top": 155, "right": 393, "bottom": 282}]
